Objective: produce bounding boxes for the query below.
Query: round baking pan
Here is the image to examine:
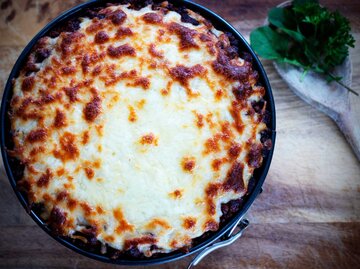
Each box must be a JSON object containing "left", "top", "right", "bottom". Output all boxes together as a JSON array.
[{"left": 0, "top": 0, "right": 276, "bottom": 266}]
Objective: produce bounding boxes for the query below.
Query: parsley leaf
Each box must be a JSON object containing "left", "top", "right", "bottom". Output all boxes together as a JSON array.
[
  {"left": 268, "top": 8, "right": 305, "bottom": 42},
  {"left": 249, "top": 26, "right": 288, "bottom": 59},
  {"left": 250, "top": 0, "right": 357, "bottom": 95}
]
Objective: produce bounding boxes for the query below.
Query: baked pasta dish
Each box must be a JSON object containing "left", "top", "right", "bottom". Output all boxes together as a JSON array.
[{"left": 9, "top": 0, "right": 271, "bottom": 258}]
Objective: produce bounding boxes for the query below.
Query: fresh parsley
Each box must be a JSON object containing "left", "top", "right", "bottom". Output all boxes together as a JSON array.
[{"left": 250, "top": 0, "right": 357, "bottom": 95}]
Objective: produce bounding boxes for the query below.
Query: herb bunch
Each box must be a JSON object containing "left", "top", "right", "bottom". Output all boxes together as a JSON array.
[{"left": 250, "top": 0, "right": 357, "bottom": 95}]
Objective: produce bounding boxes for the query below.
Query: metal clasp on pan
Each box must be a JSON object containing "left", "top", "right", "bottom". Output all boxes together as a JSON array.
[{"left": 187, "top": 218, "right": 250, "bottom": 269}]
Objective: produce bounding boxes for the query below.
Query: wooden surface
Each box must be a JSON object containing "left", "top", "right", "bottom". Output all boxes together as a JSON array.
[{"left": 0, "top": 0, "right": 359, "bottom": 268}]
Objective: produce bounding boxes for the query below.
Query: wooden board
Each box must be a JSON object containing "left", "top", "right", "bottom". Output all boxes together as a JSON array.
[{"left": 0, "top": 1, "right": 359, "bottom": 268}]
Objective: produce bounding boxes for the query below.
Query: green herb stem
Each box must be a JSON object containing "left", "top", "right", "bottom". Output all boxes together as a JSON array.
[{"left": 327, "top": 72, "right": 359, "bottom": 96}]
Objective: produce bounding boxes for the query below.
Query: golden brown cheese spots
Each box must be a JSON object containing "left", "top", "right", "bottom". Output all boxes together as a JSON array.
[
  {"left": 43, "top": 193, "right": 52, "bottom": 202},
  {"left": 211, "top": 158, "right": 227, "bottom": 171},
  {"left": 182, "top": 235, "right": 192, "bottom": 247},
  {"left": 108, "top": 93, "right": 120, "bottom": 109},
  {"left": 67, "top": 198, "right": 77, "bottom": 211},
  {"left": 124, "top": 236, "right": 157, "bottom": 250},
  {"left": 27, "top": 128, "right": 47, "bottom": 143},
  {"left": 29, "top": 146, "right": 45, "bottom": 157},
  {"left": 54, "top": 109, "right": 67, "bottom": 128},
  {"left": 136, "top": 99, "right": 146, "bottom": 109},
  {"left": 161, "top": 88, "right": 169, "bottom": 96},
  {"left": 168, "top": 22, "right": 199, "bottom": 50},
  {"left": 81, "top": 202, "right": 94, "bottom": 216},
  {"left": 92, "top": 65, "right": 102, "bottom": 76},
  {"left": 195, "top": 113, "right": 204, "bottom": 128},
  {"left": 160, "top": 82, "right": 172, "bottom": 96},
  {"left": 26, "top": 165, "right": 39, "bottom": 175},
  {"left": 204, "top": 136, "right": 220, "bottom": 155},
  {"left": 204, "top": 219, "right": 219, "bottom": 231},
  {"left": 96, "top": 206, "right": 104, "bottom": 214},
  {"left": 205, "top": 183, "right": 221, "bottom": 198},
  {"left": 54, "top": 132, "right": 79, "bottom": 161},
  {"left": 93, "top": 159, "right": 101, "bottom": 169},
  {"left": 104, "top": 235, "right": 115, "bottom": 243},
  {"left": 228, "top": 142, "right": 241, "bottom": 159},
  {"left": 183, "top": 217, "right": 196, "bottom": 230},
  {"left": 142, "top": 12, "right": 163, "bottom": 24},
  {"left": 170, "top": 239, "right": 178, "bottom": 249},
  {"left": 107, "top": 44, "right": 136, "bottom": 58},
  {"left": 95, "top": 124, "right": 104, "bottom": 136},
  {"left": 113, "top": 208, "right": 134, "bottom": 234},
  {"left": 59, "top": 32, "right": 84, "bottom": 58},
  {"left": 86, "top": 19, "right": 104, "bottom": 33},
  {"left": 157, "top": 29, "right": 166, "bottom": 42},
  {"left": 61, "top": 66, "right": 76, "bottom": 75},
  {"left": 146, "top": 219, "right": 171, "bottom": 230},
  {"left": 16, "top": 98, "right": 40, "bottom": 120},
  {"left": 169, "top": 64, "right": 205, "bottom": 87},
  {"left": 84, "top": 96, "right": 101, "bottom": 122},
  {"left": 82, "top": 131, "right": 90, "bottom": 145},
  {"left": 81, "top": 54, "right": 90, "bottom": 74},
  {"left": 56, "top": 168, "right": 65, "bottom": 177},
  {"left": 181, "top": 157, "right": 195, "bottom": 172},
  {"left": 215, "top": 89, "right": 224, "bottom": 101},
  {"left": 31, "top": 92, "right": 55, "bottom": 106},
  {"left": 220, "top": 122, "right": 233, "bottom": 141},
  {"left": 103, "top": 67, "right": 137, "bottom": 86},
  {"left": 36, "top": 169, "right": 52, "bottom": 187},
  {"left": 223, "top": 162, "right": 244, "bottom": 193},
  {"left": 64, "top": 86, "right": 79, "bottom": 103},
  {"left": 115, "top": 26, "right": 133, "bottom": 39},
  {"left": 212, "top": 50, "right": 251, "bottom": 81},
  {"left": 205, "top": 183, "right": 221, "bottom": 215},
  {"left": 94, "top": 31, "right": 110, "bottom": 44},
  {"left": 140, "top": 133, "right": 158, "bottom": 146},
  {"left": 148, "top": 44, "right": 163, "bottom": 58},
  {"left": 127, "top": 77, "right": 150, "bottom": 90},
  {"left": 56, "top": 190, "right": 68, "bottom": 202},
  {"left": 106, "top": 9, "right": 127, "bottom": 25},
  {"left": 49, "top": 76, "right": 58, "bottom": 89},
  {"left": 84, "top": 167, "right": 95, "bottom": 179},
  {"left": 21, "top": 76, "right": 35, "bottom": 92},
  {"left": 230, "top": 101, "right": 244, "bottom": 134},
  {"left": 128, "top": 105, "right": 137, "bottom": 122},
  {"left": 169, "top": 189, "right": 183, "bottom": 199}
]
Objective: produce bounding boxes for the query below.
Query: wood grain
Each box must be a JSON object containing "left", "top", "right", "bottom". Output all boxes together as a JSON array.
[{"left": 0, "top": 1, "right": 359, "bottom": 269}]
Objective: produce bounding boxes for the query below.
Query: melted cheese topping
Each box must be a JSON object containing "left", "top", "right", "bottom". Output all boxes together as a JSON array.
[{"left": 10, "top": 3, "right": 267, "bottom": 255}]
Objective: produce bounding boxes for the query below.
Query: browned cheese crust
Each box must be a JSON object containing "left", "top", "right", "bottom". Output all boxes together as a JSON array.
[{"left": 9, "top": 0, "right": 272, "bottom": 258}]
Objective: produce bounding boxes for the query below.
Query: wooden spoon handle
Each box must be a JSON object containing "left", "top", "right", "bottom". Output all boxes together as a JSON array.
[{"left": 337, "top": 108, "right": 360, "bottom": 161}]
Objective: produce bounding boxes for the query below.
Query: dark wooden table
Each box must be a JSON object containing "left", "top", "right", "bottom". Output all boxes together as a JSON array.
[{"left": 0, "top": 1, "right": 359, "bottom": 268}]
